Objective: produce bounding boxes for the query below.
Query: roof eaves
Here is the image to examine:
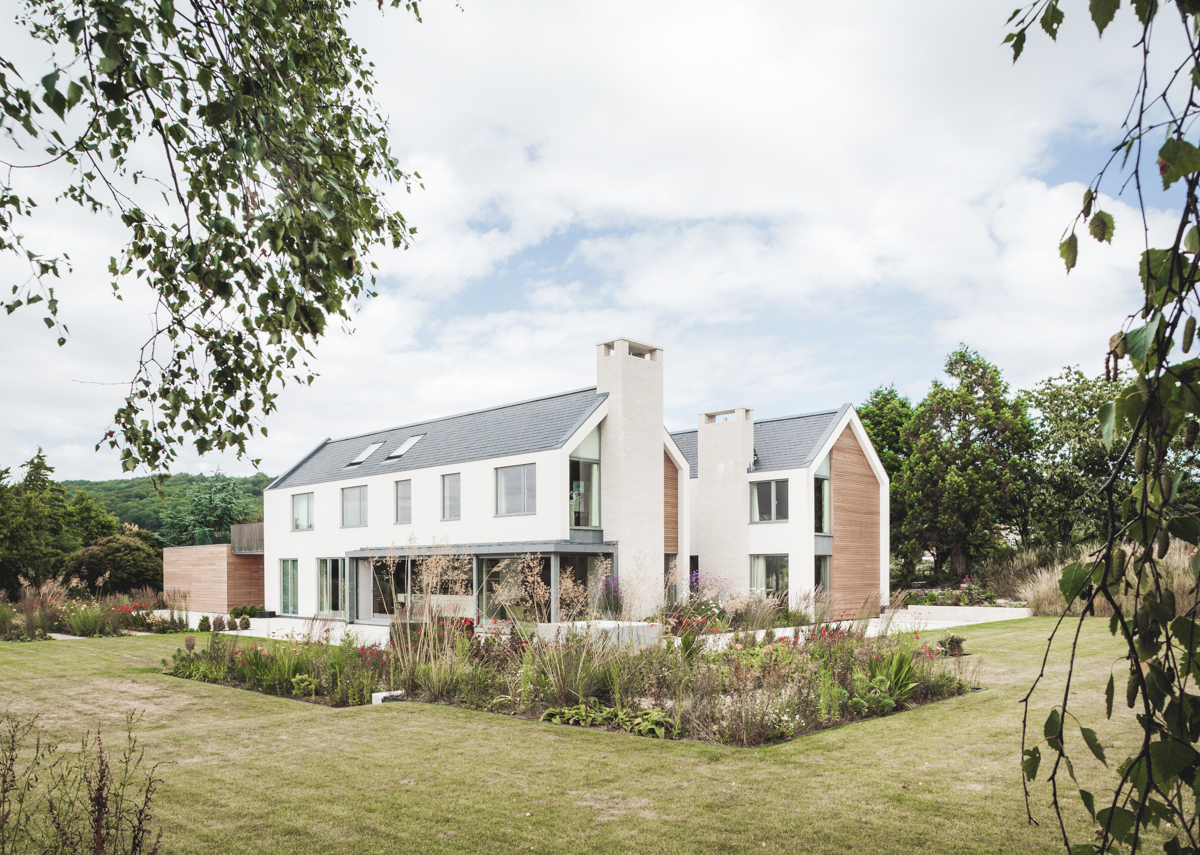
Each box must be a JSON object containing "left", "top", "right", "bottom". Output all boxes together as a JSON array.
[
  {"left": 267, "top": 438, "right": 331, "bottom": 490},
  {"left": 554, "top": 391, "right": 608, "bottom": 449},
  {"left": 799, "top": 403, "right": 853, "bottom": 466}
]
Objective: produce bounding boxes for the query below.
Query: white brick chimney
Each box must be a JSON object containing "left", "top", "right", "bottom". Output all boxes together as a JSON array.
[
  {"left": 697, "top": 407, "right": 753, "bottom": 590},
  {"left": 596, "top": 338, "right": 665, "bottom": 617}
]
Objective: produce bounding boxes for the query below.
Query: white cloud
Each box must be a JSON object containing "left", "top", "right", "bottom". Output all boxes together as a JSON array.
[{"left": 0, "top": 0, "right": 1180, "bottom": 479}]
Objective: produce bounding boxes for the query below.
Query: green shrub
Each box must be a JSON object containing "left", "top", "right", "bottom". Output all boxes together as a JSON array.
[{"left": 197, "top": 615, "right": 211, "bottom": 632}]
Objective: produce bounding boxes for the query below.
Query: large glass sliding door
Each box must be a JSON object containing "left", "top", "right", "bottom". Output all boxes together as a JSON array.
[
  {"left": 318, "top": 558, "right": 347, "bottom": 619},
  {"left": 372, "top": 557, "right": 412, "bottom": 619}
]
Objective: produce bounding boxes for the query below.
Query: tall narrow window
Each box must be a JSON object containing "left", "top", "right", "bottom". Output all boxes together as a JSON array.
[
  {"left": 319, "top": 558, "right": 346, "bottom": 614},
  {"left": 496, "top": 463, "right": 536, "bottom": 515},
  {"left": 569, "top": 426, "right": 600, "bottom": 528},
  {"left": 280, "top": 559, "right": 298, "bottom": 614},
  {"left": 292, "top": 493, "right": 314, "bottom": 531},
  {"left": 442, "top": 473, "right": 461, "bottom": 521},
  {"left": 815, "top": 555, "right": 830, "bottom": 591},
  {"left": 395, "top": 480, "right": 412, "bottom": 524},
  {"left": 814, "top": 456, "right": 831, "bottom": 534},
  {"left": 570, "top": 459, "right": 600, "bottom": 527},
  {"left": 342, "top": 485, "right": 367, "bottom": 527},
  {"left": 750, "top": 480, "right": 788, "bottom": 522}
]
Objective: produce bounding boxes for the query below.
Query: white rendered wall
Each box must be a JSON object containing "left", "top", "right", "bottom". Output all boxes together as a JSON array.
[
  {"left": 264, "top": 445, "right": 569, "bottom": 618},
  {"left": 595, "top": 339, "right": 666, "bottom": 617},
  {"left": 697, "top": 408, "right": 753, "bottom": 592}
]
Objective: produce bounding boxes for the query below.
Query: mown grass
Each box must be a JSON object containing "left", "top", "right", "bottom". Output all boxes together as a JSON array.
[{"left": 0, "top": 619, "right": 1142, "bottom": 854}]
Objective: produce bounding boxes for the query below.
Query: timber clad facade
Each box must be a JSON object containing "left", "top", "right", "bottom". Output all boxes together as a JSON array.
[
  {"left": 251, "top": 337, "right": 889, "bottom": 623},
  {"left": 664, "top": 451, "right": 679, "bottom": 555},
  {"left": 830, "top": 425, "right": 882, "bottom": 612},
  {"left": 163, "top": 544, "right": 265, "bottom": 613}
]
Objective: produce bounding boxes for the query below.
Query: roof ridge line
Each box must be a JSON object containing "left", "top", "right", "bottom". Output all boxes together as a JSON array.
[
  {"left": 669, "top": 406, "right": 845, "bottom": 436},
  {"left": 327, "top": 386, "right": 601, "bottom": 444}
]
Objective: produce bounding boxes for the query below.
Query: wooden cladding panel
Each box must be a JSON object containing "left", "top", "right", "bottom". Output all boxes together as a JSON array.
[
  {"left": 163, "top": 545, "right": 264, "bottom": 612},
  {"left": 830, "top": 425, "right": 881, "bottom": 614},
  {"left": 664, "top": 450, "right": 679, "bottom": 554},
  {"left": 227, "top": 552, "right": 266, "bottom": 608}
]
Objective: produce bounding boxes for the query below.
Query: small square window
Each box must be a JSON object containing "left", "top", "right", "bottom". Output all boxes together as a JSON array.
[
  {"left": 750, "top": 480, "right": 788, "bottom": 522},
  {"left": 496, "top": 463, "right": 536, "bottom": 515}
]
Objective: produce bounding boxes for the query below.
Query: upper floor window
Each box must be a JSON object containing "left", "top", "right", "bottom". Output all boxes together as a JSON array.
[
  {"left": 814, "top": 455, "right": 830, "bottom": 534},
  {"left": 342, "top": 485, "right": 368, "bottom": 527},
  {"left": 395, "top": 480, "right": 412, "bottom": 524},
  {"left": 569, "top": 425, "right": 600, "bottom": 528},
  {"left": 442, "top": 473, "right": 461, "bottom": 521},
  {"left": 496, "top": 463, "right": 536, "bottom": 516},
  {"left": 292, "top": 493, "right": 314, "bottom": 531},
  {"left": 750, "top": 479, "right": 788, "bottom": 522}
]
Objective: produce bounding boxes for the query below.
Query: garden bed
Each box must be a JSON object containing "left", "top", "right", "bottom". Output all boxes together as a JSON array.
[{"left": 164, "top": 621, "right": 981, "bottom": 747}]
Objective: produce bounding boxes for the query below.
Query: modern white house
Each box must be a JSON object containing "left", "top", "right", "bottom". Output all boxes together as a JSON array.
[{"left": 261, "top": 337, "right": 889, "bottom": 624}]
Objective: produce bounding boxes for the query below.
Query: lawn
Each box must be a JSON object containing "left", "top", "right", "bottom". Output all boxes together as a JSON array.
[{"left": 0, "top": 618, "right": 1139, "bottom": 854}]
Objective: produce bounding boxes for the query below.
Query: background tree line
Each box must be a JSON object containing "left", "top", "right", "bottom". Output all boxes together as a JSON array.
[
  {"left": 859, "top": 345, "right": 1161, "bottom": 588},
  {"left": 0, "top": 456, "right": 271, "bottom": 594}
]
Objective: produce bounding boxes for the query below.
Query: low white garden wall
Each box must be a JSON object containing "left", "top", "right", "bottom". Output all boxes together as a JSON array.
[{"left": 899, "top": 605, "right": 1031, "bottom": 623}]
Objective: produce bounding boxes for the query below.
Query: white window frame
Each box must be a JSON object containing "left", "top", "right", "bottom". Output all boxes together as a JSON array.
[
  {"left": 750, "top": 479, "right": 789, "bottom": 523},
  {"left": 495, "top": 463, "right": 536, "bottom": 516},
  {"left": 291, "top": 493, "right": 314, "bottom": 531},
  {"left": 395, "top": 479, "right": 412, "bottom": 525},
  {"left": 442, "top": 473, "right": 461, "bottom": 521},
  {"left": 280, "top": 559, "right": 299, "bottom": 615},
  {"left": 341, "top": 485, "right": 368, "bottom": 528}
]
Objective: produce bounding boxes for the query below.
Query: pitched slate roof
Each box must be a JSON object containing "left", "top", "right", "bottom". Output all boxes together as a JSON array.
[
  {"left": 669, "top": 405, "right": 850, "bottom": 478},
  {"left": 269, "top": 388, "right": 608, "bottom": 491}
]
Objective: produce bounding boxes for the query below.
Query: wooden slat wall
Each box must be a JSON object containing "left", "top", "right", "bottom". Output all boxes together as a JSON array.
[
  {"left": 163, "top": 545, "right": 265, "bottom": 612},
  {"left": 830, "top": 425, "right": 881, "bottom": 614},
  {"left": 163, "top": 545, "right": 232, "bottom": 612},
  {"left": 227, "top": 552, "right": 266, "bottom": 608},
  {"left": 664, "top": 450, "right": 679, "bottom": 554}
]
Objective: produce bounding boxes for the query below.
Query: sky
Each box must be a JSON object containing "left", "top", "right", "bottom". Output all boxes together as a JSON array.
[{"left": 0, "top": 0, "right": 1186, "bottom": 481}]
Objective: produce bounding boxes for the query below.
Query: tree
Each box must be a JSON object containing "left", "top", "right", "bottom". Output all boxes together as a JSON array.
[
  {"left": 0, "top": 451, "right": 80, "bottom": 590},
  {"left": 157, "top": 472, "right": 251, "bottom": 545},
  {"left": 1007, "top": 3, "right": 1200, "bottom": 852},
  {"left": 65, "top": 490, "right": 121, "bottom": 547},
  {"left": 2, "top": 0, "right": 423, "bottom": 476},
  {"left": 62, "top": 530, "right": 162, "bottom": 592},
  {"left": 858, "top": 385, "right": 915, "bottom": 574},
  {"left": 895, "top": 346, "right": 1034, "bottom": 580},
  {"left": 1021, "top": 367, "right": 1124, "bottom": 547}
]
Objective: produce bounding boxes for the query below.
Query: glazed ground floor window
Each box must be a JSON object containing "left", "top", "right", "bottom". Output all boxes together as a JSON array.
[
  {"left": 750, "top": 555, "right": 788, "bottom": 597},
  {"left": 280, "top": 559, "right": 298, "bottom": 614}
]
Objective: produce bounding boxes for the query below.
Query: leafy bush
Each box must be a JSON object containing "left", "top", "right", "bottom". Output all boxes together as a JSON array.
[
  {"left": 196, "top": 615, "right": 211, "bottom": 632},
  {"left": 229, "top": 604, "right": 263, "bottom": 620},
  {"left": 167, "top": 617, "right": 976, "bottom": 746},
  {"left": 61, "top": 532, "right": 163, "bottom": 593}
]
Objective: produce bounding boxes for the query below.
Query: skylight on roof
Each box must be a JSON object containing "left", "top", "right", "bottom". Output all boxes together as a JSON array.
[
  {"left": 346, "top": 442, "right": 384, "bottom": 466},
  {"left": 387, "top": 434, "right": 425, "bottom": 459}
]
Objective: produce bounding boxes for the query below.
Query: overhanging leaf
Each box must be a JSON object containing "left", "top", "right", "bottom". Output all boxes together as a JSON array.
[
  {"left": 1023, "top": 746, "right": 1042, "bottom": 780},
  {"left": 1158, "top": 138, "right": 1200, "bottom": 189},
  {"left": 1090, "top": 0, "right": 1120, "bottom": 34},
  {"left": 1081, "top": 726, "right": 1107, "bottom": 765},
  {"left": 1099, "top": 401, "right": 1115, "bottom": 451},
  {"left": 1089, "top": 210, "right": 1115, "bottom": 243},
  {"left": 1059, "top": 561, "right": 1091, "bottom": 603},
  {"left": 1061, "top": 233, "right": 1079, "bottom": 272},
  {"left": 1125, "top": 314, "right": 1164, "bottom": 366}
]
